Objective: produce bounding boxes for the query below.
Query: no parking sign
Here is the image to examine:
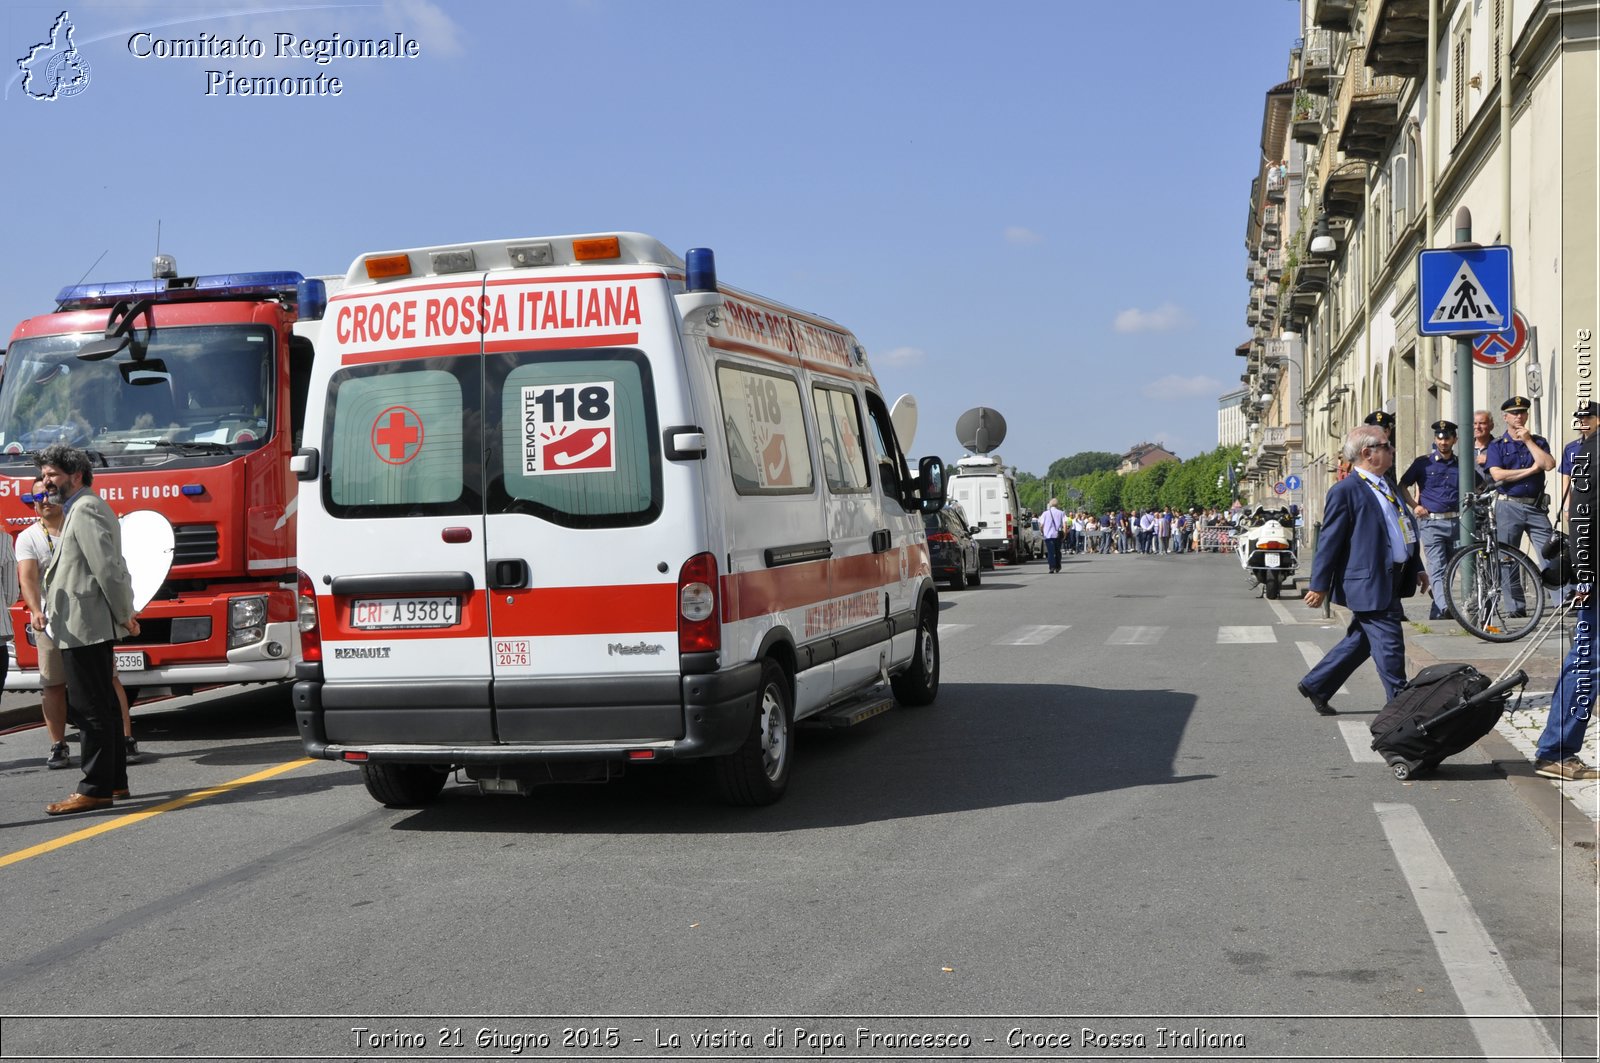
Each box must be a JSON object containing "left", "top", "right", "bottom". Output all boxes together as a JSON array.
[{"left": 1471, "top": 310, "right": 1530, "bottom": 368}]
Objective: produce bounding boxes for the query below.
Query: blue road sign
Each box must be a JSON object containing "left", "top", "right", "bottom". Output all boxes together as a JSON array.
[
  {"left": 1417, "top": 246, "right": 1513, "bottom": 336},
  {"left": 1285, "top": 475, "right": 1302, "bottom": 491}
]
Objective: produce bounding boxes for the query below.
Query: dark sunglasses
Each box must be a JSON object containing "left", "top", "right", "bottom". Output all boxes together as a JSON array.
[{"left": 19, "top": 492, "right": 50, "bottom": 506}]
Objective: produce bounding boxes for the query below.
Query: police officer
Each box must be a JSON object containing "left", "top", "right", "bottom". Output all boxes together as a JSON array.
[
  {"left": 1364, "top": 410, "right": 1399, "bottom": 486},
  {"left": 1398, "top": 420, "right": 1462, "bottom": 620},
  {"left": 1485, "top": 395, "right": 1557, "bottom": 615}
]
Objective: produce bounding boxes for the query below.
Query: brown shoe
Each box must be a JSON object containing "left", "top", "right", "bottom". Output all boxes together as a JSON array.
[
  {"left": 45, "top": 793, "right": 114, "bottom": 816},
  {"left": 1534, "top": 757, "right": 1600, "bottom": 781}
]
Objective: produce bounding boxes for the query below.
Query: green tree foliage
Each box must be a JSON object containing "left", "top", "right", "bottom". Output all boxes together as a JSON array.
[
  {"left": 1023, "top": 445, "right": 1244, "bottom": 516},
  {"left": 1046, "top": 451, "right": 1121, "bottom": 481},
  {"left": 1014, "top": 470, "right": 1047, "bottom": 515}
]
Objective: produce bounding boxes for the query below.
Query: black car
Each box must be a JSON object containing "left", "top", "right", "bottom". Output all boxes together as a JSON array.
[{"left": 924, "top": 502, "right": 983, "bottom": 589}]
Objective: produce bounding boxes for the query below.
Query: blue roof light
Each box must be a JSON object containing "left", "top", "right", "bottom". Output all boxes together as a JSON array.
[
  {"left": 685, "top": 248, "right": 717, "bottom": 293},
  {"left": 56, "top": 271, "right": 311, "bottom": 311}
]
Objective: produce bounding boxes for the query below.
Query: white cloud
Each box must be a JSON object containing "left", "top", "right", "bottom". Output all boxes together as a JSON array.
[
  {"left": 384, "top": 0, "right": 467, "bottom": 58},
  {"left": 1142, "top": 375, "right": 1223, "bottom": 400},
  {"left": 1003, "top": 226, "right": 1043, "bottom": 245},
  {"left": 877, "top": 346, "right": 926, "bottom": 367},
  {"left": 1113, "top": 303, "right": 1187, "bottom": 333}
]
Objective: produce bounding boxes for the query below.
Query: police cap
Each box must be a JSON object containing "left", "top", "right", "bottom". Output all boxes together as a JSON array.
[
  {"left": 1501, "top": 396, "right": 1532, "bottom": 413},
  {"left": 1363, "top": 410, "right": 1395, "bottom": 431},
  {"left": 1431, "top": 420, "right": 1458, "bottom": 437},
  {"left": 1575, "top": 401, "right": 1599, "bottom": 418}
]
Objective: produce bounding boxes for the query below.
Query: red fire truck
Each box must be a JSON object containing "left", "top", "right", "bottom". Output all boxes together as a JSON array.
[{"left": 0, "top": 262, "right": 329, "bottom": 691}]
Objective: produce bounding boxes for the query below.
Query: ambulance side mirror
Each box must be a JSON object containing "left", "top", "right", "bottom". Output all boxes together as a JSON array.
[
  {"left": 291, "top": 448, "right": 320, "bottom": 481},
  {"left": 916, "top": 455, "right": 946, "bottom": 514}
]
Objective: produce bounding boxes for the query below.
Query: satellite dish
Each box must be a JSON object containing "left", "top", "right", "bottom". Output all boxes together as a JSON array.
[
  {"left": 955, "top": 406, "right": 1007, "bottom": 454},
  {"left": 889, "top": 394, "right": 919, "bottom": 451},
  {"left": 120, "top": 510, "right": 175, "bottom": 613}
]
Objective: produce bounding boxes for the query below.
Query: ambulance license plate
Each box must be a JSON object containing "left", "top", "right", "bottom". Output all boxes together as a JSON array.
[
  {"left": 351, "top": 597, "right": 461, "bottom": 630},
  {"left": 115, "top": 651, "right": 146, "bottom": 672}
]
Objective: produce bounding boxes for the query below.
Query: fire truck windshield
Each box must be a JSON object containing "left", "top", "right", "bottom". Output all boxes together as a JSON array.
[{"left": 0, "top": 324, "right": 274, "bottom": 462}]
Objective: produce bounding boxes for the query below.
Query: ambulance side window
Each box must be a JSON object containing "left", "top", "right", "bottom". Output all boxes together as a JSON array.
[
  {"left": 489, "top": 351, "right": 661, "bottom": 528},
  {"left": 863, "top": 392, "right": 912, "bottom": 510},
  {"left": 812, "top": 385, "right": 871, "bottom": 494},
  {"left": 715, "top": 364, "right": 814, "bottom": 496},
  {"left": 324, "top": 362, "right": 479, "bottom": 516}
]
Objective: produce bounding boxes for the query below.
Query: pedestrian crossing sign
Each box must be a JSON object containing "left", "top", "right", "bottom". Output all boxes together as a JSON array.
[{"left": 1417, "top": 246, "right": 1514, "bottom": 336}]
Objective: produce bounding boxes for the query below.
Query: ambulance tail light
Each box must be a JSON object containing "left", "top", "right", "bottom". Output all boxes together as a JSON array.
[
  {"left": 678, "top": 553, "right": 720, "bottom": 654},
  {"left": 296, "top": 570, "right": 322, "bottom": 663}
]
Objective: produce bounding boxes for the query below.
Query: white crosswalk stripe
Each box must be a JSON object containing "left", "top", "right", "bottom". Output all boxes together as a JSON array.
[
  {"left": 1217, "top": 625, "right": 1276, "bottom": 644},
  {"left": 1339, "top": 720, "right": 1386, "bottom": 762},
  {"left": 995, "top": 624, "right": 1070, "bottom": 645},
  {"left": 936, "top": 623, "right": 972, "bottom": 639},
  {"left": 1106, "top": 626, "right": 1167, "bottom": 645}
]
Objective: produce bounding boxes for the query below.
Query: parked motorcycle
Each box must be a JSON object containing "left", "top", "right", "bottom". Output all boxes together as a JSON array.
[{"left": 1236, "top": 505, "right": 1298, "bottom": 599}]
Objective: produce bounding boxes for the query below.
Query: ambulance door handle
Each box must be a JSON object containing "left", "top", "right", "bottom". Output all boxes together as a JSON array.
[
  {"left": 870, "top": 529, "right": 892, "bottom": 553},
  {"left": 489, "top": 559, "right": 529, "bottom": 590}
]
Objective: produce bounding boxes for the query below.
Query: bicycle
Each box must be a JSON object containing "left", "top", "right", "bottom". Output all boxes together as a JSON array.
[{"left": 1441, "top": 488, "right": 1549, "bottom": 642}]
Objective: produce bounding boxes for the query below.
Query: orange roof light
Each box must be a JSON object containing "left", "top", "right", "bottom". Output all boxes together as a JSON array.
[
  {"left": 572, "top": 236, "right": 621, "bottom": 261},
  {"left": 364, "top": 254, "right": 412, "bottom": 279}
]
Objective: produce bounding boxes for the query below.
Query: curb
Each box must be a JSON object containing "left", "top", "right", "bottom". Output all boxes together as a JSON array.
[
  {"left": 0, "top": 702, "right": 42, "bottom": 733},
  {"left": 1478, "top": 726, "right": 1600, "bottom": 847}
]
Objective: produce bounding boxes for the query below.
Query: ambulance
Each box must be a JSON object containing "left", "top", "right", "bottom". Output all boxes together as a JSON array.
[{"left": 292, "top": 233, "right": 947, "bottom": 807}]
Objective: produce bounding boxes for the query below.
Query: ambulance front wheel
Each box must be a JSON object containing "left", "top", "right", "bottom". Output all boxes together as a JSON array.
[
  {"left": 712, "top": 657, "right": 793, "bottom": 807},
  {"left": 891, "top": 599, "right": 940, "bottom": 707},
  {"left": 361, "top": 762, "right": 450, "bottom": 807}
]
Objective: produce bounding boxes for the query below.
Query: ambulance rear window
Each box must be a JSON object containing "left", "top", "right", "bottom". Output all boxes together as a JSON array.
[
  {"left": 489, "top": 351, "right": 660, "bottom": 528},
  {"left": 323, "top": 360, "right": 480, "bottom": 517}
]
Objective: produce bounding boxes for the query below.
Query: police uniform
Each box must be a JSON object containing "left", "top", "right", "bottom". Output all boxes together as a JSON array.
[
  {"left": 1559, "top": 400, "right": 1599, "bottom": 498},
  {"left": 1398, "top": 420, "right": 1462, "bottom": 619},
  {"left": 1485, "top": 396, "right": 1556, "bottom": 612},
  {"left": 1364, "top": 410, "right": 1400, "bottom": 487}
]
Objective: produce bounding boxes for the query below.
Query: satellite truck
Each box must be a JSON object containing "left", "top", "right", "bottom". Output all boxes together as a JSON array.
[
  {"left": 0, "top": 255, "right": 334, "bottom": 693},
  {"left": 945, "top": 406, "right": 1030, "bottom": 566}
]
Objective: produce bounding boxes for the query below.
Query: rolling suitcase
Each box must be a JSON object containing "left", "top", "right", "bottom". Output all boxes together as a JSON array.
[{"left": 1369, "top": 604, "right": 1570, "bottom": 780}]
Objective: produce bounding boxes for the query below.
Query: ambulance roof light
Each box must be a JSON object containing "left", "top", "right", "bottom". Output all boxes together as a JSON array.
[
  {"left": 685, "top": 248, "right": 716, "bottom": 293},
  {"left": 56, "top": 271, "right": 311, "bottom": 310}
]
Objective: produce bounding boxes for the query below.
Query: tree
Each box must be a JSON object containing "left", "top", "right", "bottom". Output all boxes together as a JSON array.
[{"left": 1046, "top": 451, "right": 1121, "bottom": 481}]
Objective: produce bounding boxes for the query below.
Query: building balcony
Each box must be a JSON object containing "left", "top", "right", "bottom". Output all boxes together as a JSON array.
[
  {"left": 1294, "top": 259, "right": 1331, "bottom": 293},
  {"left": 1366, "top": 0, "right": 1429, "bottom": 77},
  {"left": 1262, "top": 203, "right": 1281, "bottom": 234},
  {"left": 1264, "top": 248, "right": 1283, "bottom": 281},
  {"left": 1299, "top": 28, "right": 1338, "bottom": 92},
  {"left": 1335, "top": 46, "right": 1408, "bottom": 160},
  {"left": 1318, "top": 149, "right": 1367, "bottom": 220},
  {"left": 1292, "top": 95, "right": 1327, "bottom": 145},
  {"left": 1310, "top": 0, "right": 1356, "bottom": 32}
]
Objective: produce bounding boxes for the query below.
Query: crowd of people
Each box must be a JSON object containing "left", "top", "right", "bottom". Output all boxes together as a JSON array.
[{"left": 1037, "top": 503, "right": 1253, "bottom": 567}]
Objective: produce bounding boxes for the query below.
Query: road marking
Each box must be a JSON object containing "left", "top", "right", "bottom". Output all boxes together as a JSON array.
[
  {"left": 1338, "top": 719, "right": 1385, "bottom": 762},
  {"left": 996, "top": 624, "right": 1070, "bottom": 645},
  {"left": 1217, "top": 625, "right": 1275, "bottom": 643},
  {"left": 1267, "top": 600, "right": 1298, "bottom": 625},
  {"left": 0, "top": 758, "right": 317, "bottom": 869},
  {"left": 1107, "top": 625, "right": 1166, "bottom": 645},
  {"left": 936, "top": 623, "right": 972, "bottom": 639},
  {"left": 1373, "top": 802, "right": 1561, "bottom": 1060}
]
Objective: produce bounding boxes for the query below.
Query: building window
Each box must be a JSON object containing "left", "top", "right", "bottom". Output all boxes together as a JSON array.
[{"left": 1452, "top": 24, "right": 1470, "bottom": 144}]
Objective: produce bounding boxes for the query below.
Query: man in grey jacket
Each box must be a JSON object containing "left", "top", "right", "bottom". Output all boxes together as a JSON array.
[{"left": 38, "top": 445, "right": 141, "bottom": 816}]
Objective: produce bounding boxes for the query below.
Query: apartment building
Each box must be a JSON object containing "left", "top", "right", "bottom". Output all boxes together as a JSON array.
[{"left": 1234, "top": 0, "right": 1597, "bottom": 528}]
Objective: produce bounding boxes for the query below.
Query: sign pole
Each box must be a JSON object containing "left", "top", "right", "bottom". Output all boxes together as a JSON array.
[{"left": 1453, "top": 207, "right": 1477, "bottom": 548}]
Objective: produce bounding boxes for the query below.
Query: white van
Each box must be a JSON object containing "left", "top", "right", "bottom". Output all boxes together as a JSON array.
[
  {"left": 947, "top": 454, "right": 1027, "bottom": 565},
  {"left": 291, "top": 233, "right": 946, "bottom": 808}
]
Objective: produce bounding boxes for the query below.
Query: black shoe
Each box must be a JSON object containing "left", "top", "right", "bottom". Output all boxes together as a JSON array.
[
  {"left": 46, "top": 742, "right": 71, "bottom": 769},
  {"left": 124, "top": 738, "right": 142, "bottom": 765},
  {"left": 1297, "top": 682, "right": 1337, "bottom": 716}
]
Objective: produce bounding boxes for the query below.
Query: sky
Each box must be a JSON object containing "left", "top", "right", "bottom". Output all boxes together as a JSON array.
[{"left": 0, "top": 0, "right": 1298, "bottom": 478}]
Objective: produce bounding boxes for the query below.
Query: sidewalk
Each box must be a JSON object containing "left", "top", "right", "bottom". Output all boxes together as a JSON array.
[{"left": 1404, "top": 614, "right": 1599, "bottom": 823}]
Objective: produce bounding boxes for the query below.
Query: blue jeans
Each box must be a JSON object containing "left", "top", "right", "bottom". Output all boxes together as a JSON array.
[
  {"left": 1417, "top": 516, "right": 1458, "bottom": 615},
  {"left": 1044, "top": 536, "right": 1062, "bottom": 571},
  {"left": 1537, "top": 601, "right": 1597, "bottom": 762},
  {"left": 1495, "top": 498, "right": 1554, "bottom": 612}
]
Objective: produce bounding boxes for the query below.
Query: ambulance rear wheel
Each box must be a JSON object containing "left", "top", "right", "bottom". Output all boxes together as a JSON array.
[
  {"left": 713, "top": 658, "right": 793, "bottom": 806},
  {"left": 361, "top": 762, "right": 449, "bottom": 807},
  {"left": 891, "top": 599, "right": 940, "bottom": 707}
]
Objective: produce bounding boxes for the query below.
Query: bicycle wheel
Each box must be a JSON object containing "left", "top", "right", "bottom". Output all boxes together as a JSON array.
[{"left": 1443, "top": 543, "right": 1545, "bottom": 642}]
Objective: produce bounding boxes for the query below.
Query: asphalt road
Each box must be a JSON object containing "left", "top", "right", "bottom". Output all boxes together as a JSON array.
[{"left": 0, "top": 551, "right": 1594, "bottom": 1062}]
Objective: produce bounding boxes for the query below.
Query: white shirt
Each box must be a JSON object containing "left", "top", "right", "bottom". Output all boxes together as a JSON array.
[
  {"left": 1353, "top": 467, "right": 1416, "bottom": 564},
  {"left": 0, "top": 530, "right": 17, "bottom": 639}
]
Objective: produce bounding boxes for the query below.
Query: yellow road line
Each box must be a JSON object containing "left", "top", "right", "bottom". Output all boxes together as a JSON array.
[{"left": 1, "top": 758, "right": 316, "bottom": 869}]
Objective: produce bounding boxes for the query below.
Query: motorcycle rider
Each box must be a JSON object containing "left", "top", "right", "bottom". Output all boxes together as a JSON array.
[{"left": 1398, "top": 420, "right": 1461, "bottom": 621}]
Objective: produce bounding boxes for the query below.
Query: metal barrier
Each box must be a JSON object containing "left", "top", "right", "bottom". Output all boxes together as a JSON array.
[{"left": 1197, "top": 527, "right": 1239, "bottom": 552}]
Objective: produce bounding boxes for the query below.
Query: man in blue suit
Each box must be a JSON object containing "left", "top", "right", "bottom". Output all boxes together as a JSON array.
[{"left": 1299, "top": 424, "right": 1427, "bottom": 714}]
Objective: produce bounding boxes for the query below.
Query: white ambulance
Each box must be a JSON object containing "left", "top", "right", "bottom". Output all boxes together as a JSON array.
[{"left": 291, "top": 233, "right": 947, "bottom": 808}]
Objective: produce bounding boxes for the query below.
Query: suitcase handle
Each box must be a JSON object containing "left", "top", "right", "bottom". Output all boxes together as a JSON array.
[{"left": 1470, "top": 668, "right": 1528, "bottom": 707}]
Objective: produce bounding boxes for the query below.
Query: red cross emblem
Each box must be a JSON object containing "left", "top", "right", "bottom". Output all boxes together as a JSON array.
[{"left": 371, "top": 406, "right": 424, "bottom": 465}]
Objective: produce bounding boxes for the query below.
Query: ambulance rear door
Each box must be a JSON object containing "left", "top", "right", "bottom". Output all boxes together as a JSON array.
[
  {"left": 311, "top": 273, "right": 495, "bottom": 744},
  {"left": 480, "top": 273, "right": 698, "bottom": 743}
]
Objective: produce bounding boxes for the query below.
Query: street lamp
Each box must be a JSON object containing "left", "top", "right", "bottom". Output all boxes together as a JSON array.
[{"left": 1309, "top": 211, "right": 1336, "bottom": 255}]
